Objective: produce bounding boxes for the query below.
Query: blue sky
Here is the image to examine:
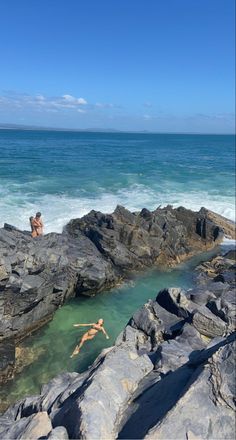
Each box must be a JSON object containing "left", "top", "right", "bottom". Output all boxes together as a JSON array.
[{"left": 0, "top": 0, "right": 235, "bottom": 132}]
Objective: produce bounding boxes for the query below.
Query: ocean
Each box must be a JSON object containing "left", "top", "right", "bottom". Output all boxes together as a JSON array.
[
  {"left": 0, "top": 130, "right": 235, "bottom": 408},
  {"left": 0, "top": 130, "right": 235, "bottom": 232}
]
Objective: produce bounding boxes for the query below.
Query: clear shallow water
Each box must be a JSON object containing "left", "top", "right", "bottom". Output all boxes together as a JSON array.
[
  {"left": 0, "top": 246, "right": 225, "bottom": 408},
  {"left": 0, "top": 130, "right": 235, "bottom": 232}
]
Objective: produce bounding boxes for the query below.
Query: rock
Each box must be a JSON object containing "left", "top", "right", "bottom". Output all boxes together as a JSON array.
[
  {"left": 0, "top": 411, "right": 52, "bottom": 440},
  {"left": 124, "top": 299, "right": 185, "bottom": 351},
  {"left": 47, "top": 426, "right": 69, "bottom": 439},
  {"left": 155, "top": 323, "right": 207, "bottom": 373},
  {"left": 0, "top": 265, "right": 8, "bottom": 281},
  {"left": 192, "top": 305, "right": 227, "bottom": 337},
  {"left": 144, "top": 341, "right": 236, "bottom": 440},
  {"left": 201, "top": 208, "right": 236, "bottom": 240},
  {"left": 195, "top": 253, "right": 236, "bottom": 289},
  {"left": 221, "top": 289, "right": 236, "bottom": 330},
  {"left": 40, "top": 372, "right": 80, "bottom": 413},
  {"left": 207, "top": 289, "right": 236, "bottom": 331},
  {"left": 1, "top": 372, "right": 80, "bottom": 423},
  {"left": 188, "top": 287, "right": 217, "bottom": 305},
  {"left": 0, "top": 338, "right": 15, "bottom": 383},
  {"left": 20, "top": 274, "right": 45, "bottom": 293},
  {"left": 52, "top": 344, "right": 153, "bottom": 440},
  {"left": 156, "top": 287, "right": 192, "bottom": 318},
  {"left": 14, "top": 345, "right": 45, "bottom": 376},
  {"left": 224, "top": 249, "right": 236, "bottom": 260},
  {"left": 156, "top": 287, "right": 228, "bottom": 338},
  {"left": 3, "top": 394, "right": 41, "bottom": 422}
]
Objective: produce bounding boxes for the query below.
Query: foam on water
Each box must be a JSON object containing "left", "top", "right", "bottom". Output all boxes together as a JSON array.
[{"left": 0, "top": 183, "right": 235, "bottom": 233}]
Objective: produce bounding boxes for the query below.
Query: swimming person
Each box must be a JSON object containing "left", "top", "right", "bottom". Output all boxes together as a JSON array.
[
  {"left": 70, "top": 319, "right": 109, "bottom": 358},
  {"left": 32, "top": 212, "right": 44, "bottom": 236}
]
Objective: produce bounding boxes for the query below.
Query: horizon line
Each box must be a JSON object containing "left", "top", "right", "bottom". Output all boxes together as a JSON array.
[{"left": 0, "top": 122, "right": 235, "bottom": 136}]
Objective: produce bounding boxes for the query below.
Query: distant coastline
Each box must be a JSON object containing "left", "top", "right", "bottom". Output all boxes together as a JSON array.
[{"left": 0, "top": 123, "right": 234, "bottom": 136}]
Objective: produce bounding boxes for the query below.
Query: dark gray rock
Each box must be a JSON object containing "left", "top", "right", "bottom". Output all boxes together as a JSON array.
[
  {"left": 121, "top": 299, "right": 185, "bottom": 352},
  {"left": 40, "top": 372, "right": 80, "bottom": 414},
  {"left": 145, "top": 341, "right": 236, "bottom": 440},
  {"left": 0, "top": 411, "right": 52, "bottom": 440},
  {"left": 192, "top": 304, "right": 227, "bottom": 337},
  {"left": 52, "top": 344, "right": 153, "bottom": 440},
  {"left": 188, "top": 287, "right": 217, "bottom": 305},
  {"left": 2, "top": 373, "right": 80, "bottom": 422},
  {"left": 155, "top": 287, "right": 228, "bottom": 338},
  {"left": 221, "top": 289, "right": 236, "bottom": 330},
  {"left": 156, "top": 287, "right": 193, "bottom": 318},
  {"left": 155, "top": 323, "right": 207, "bottom": 372}
]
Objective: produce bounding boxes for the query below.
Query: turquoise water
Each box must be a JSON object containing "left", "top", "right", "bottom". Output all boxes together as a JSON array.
[
  {"left": 0, "top": 130, "right": 235, "bottom": 408},
  {"left": 0, "top": 131, "right": 235, "bottom": 232},
  {"left": 0, "top": 247, "right": 221, "bottom": 407}
]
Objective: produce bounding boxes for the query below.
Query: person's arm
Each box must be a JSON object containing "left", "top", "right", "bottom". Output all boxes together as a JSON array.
[
  {"left": 101, "top": 326, "right": 109, "bottom": 339},
  {"left": 32, "top": 219, "right": 41, "bottom": 227},
  {"left": 73, "top": 323, "right": 95, "bottom": 327}
]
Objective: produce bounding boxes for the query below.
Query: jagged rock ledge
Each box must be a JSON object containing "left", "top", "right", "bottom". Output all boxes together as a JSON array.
[
  {"left": 0, "top": 205, "right": 232, "bottom": 385},
  {"left": 0, "top": 249, "right": 235, "bottom": 440}
]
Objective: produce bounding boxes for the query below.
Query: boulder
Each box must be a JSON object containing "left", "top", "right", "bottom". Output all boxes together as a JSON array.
[
  {"left": 47, "top": 426, "right": 69, "bottom": 439},
  {"left": 192, "top": 305, "right": 227, "bottom": 337},
  {"left": 145, "top": 341, "right": 236, "bottom": 440},
  {"left": 155, "top": 323, "right": 207, "bottom": 373},
  {"left": 156, "top": 287, "right": 193, "bottom": 318},
  {"left": 0, "top": 411, "right": 52, "bottom": 440},
  {"left": 52, "top": 344, "right": 153, "bottom": 440},
  {"left": 122, "top": 299, "right": 185, "bottom": 352}
]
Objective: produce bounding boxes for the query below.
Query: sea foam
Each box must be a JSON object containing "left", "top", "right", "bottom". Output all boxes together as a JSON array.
[{"left": 0, "top": 183, "right": 235, "bottom": 234}]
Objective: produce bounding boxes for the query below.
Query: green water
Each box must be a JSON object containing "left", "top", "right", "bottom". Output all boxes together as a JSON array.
[{"left": 0, "top": 248, "right": 221, "bottom": 408}]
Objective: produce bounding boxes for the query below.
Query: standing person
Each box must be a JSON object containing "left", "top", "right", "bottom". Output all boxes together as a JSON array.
[
  {"left": 29, "top": 216, "right": 37, "bottom": 238},
  {"left": 70, "top": 319, "right": 109, "bottom": 358},
  {"left": 32, "top": 212, "right": 44, "bottom": 236}
]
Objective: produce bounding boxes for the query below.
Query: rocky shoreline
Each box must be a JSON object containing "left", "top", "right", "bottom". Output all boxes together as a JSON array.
[
  {"left": 1, "top": 204, "right": 230, "bottom": 385},
  {"left": 0, "top": 247, "right": 235, "bottom": 439},
  {"left": 0, "top": 204, "right": 235, "bottom": 439}
]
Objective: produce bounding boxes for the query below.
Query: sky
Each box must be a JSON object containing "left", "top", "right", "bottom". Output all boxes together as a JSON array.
[{"left": 0, "top": 0, "right": 235, "bottom": 133}]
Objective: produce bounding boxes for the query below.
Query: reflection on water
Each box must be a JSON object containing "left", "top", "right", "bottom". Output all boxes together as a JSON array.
[{"left": 0, "top": 247, "right": 222, "bottom": 408}]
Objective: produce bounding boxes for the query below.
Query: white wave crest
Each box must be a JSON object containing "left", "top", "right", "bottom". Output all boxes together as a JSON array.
[{"left": 0, "top": 184, "right": 235, "bottom": 233}]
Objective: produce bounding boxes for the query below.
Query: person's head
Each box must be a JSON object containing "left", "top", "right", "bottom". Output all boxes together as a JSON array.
[
  {"left": 36, "top": 212, "right": 41, "bottom": 218},
  {"left": 98, "top": 318, "right": 104, "bottom": 325}
]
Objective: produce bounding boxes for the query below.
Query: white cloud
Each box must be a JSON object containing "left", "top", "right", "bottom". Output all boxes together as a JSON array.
[
  {"left": 36, "top": 95, "right": 46, "bottom": 102},
  {"left": 62, "top": 94, "right": 87, "bottom": 105},
  {"left": 62, "top": 94, "right": 75, "bottom": 102},
  {"left": 77, "top": 97, "right": 87, "bottom": 105},
  {"left": 0, "top": 92, "right": 89, "bottom": 113},
  {"left": 77, "top": 108, "right": 86, "bottom": 113},
  {"left": 95, "top": 102, "right": 114, "bottom": 108}
]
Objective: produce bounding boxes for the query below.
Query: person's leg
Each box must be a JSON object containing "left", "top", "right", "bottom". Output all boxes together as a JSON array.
[{"left": 70, "top": 334, "right": 95, "bottom": 357}]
